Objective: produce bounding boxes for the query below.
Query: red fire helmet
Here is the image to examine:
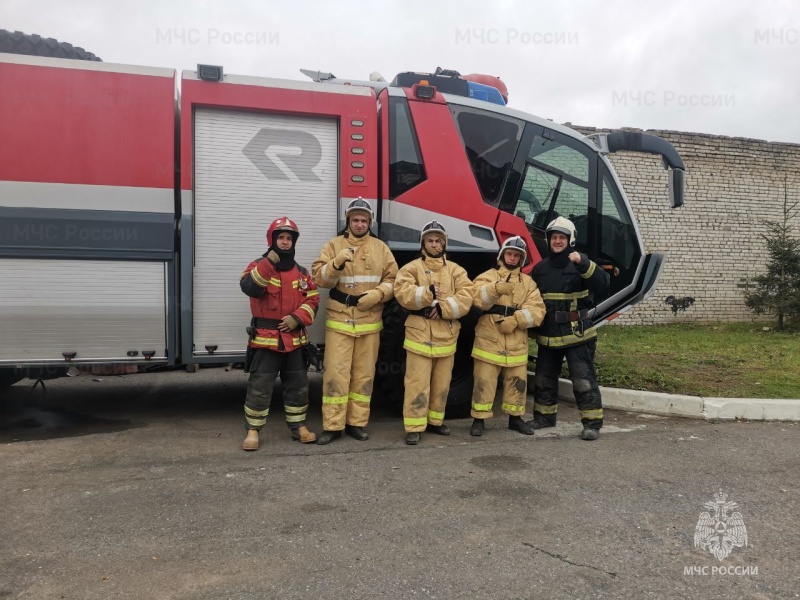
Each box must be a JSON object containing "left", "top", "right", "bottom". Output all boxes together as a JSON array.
[{"left": 266, "top": 216, "right": 300, "bottom": 246}]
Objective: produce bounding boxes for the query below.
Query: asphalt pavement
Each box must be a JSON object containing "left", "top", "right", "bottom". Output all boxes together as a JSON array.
[{"left": 1, "top": 367, "right": 798, "bottom": 599}]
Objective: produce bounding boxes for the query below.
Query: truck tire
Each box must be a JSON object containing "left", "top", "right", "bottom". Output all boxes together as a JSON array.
[
  {"left": 0, "top": 30, "right": 102, "bottom": 61},
  {"left": 376, "top": 300, "right": 477, "bottom": 418},
  {"left": 0, "top": 368, "right": 24, "bottom": 389}
]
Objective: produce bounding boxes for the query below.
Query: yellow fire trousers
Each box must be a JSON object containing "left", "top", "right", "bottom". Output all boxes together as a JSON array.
[
  {"left": 403, "top": 351, "right": 454, "bottom": 432},
  {"left": 470, "top": 359, "right": 528, "bottom": 419},
  {"left": 321, "top": 331, "right": 380, "bottom": 430}
]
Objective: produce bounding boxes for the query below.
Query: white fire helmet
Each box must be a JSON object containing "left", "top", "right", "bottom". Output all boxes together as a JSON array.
[
  {"left": 420, "top": 220, "right": 448, "bottom": 247},
  {"left": 546, "top": 216, "right": 577, "bottom": 247},
  {"left": 498, "top": 236, "right": 527, "bottom": 264},
  {"left": 345, "top": 197, "right": 374, "bottom": 222}
]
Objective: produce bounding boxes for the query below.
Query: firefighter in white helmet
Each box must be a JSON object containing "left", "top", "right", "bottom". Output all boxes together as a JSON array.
[
  {"left": 531, "top": 216, "right": 610, "bottom": 440},
  {"left": 393, "top": 221, "right": 474, "bottom": 445},
  {"left": 469, "top": 236, "right": 546, "bottom": 437},
  {"left": 312, "top": 198, "right": 398, "bottom": 444}
]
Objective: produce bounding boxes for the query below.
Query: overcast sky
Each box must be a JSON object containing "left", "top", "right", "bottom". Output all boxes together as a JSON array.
[{"left": 3, "top": 0, "right": 798, "bottom": 144}]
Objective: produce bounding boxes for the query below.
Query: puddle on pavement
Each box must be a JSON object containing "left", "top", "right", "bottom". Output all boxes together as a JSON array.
[{"left": 0, "top": 406, "right": 138, "bottom": 443}]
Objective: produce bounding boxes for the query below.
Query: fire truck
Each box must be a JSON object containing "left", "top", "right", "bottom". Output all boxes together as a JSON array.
[{"left": 0, "top": 33, "right": 685, "bottom": 412}]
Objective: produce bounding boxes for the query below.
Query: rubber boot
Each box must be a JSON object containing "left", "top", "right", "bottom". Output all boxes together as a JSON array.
[
  {"left": 291, "top": 425, "right": 317, "bottom": 444},
  {"left": 581, "top": 428, "right": 600, "bottom": 441},
  {"left": 531, "top": 418, "right": 556, "bottom": 430},
  {"left": 406, "top": 432, "right": 420, "bottom": 445},
  {"left": 242, "top": 429, "right": 259, "bottom": 451},
  {"left": 509, "top": 415, "right": 535, "bottom": 435},
  {"left": 426, "top": 423, "right": 450, "bottom": 436},
  {"left": 345, "top": 424, "right": 369, "bottom": 441},
  {"left": 470, "top": 418, "right": 485, "bottom": 437},
  {"left": 317, "top": 430, "right": 342, "bottom": 445}
]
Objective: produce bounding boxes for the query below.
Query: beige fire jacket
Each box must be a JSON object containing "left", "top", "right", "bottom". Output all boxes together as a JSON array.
[
  {"left": 394, "top": 255, "right": 473, "bottom": 358},
  {"left": 471, "top": 265, "right": 546, "bottom": 367},
  {"left": 312, "top": 232, "right": 398, "bottom": 337}
]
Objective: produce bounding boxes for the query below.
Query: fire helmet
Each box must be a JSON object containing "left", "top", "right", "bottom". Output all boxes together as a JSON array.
[
  {"left": 266, "top": 216, "right": 299, "bottom": 247},
  {"left": 498, "top": 236, "right": 527, "bottom": 264},
  {"left": 345, "top": 197, "right": 374, "bottom": 223},
  {"left": 545, "top": 216, "right": 576, "bottom": 248},
  {"left": 420, "top": 220, "right": 448, "bottom": 247}
]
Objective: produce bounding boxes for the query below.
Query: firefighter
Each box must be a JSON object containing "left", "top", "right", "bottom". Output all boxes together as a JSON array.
[
  {"left": 312, "top": 198, "right": 398, "bottom": 445},
  {"left": 469, "top": 236, "right": 546, "bottom": 437},
  {"left": 240, "top": 217, "right": 320, "bottom": 451},
  {"left": 531, "top": 217, "right": 610, "bottom": 440},
  {"left": 394, "top": 221, "right": 473, "bottom": 445}
]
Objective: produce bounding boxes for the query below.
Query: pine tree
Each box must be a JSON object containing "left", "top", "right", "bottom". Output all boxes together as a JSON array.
[{"left": 744, "top": 177, "right": 800, "bottom": 330}]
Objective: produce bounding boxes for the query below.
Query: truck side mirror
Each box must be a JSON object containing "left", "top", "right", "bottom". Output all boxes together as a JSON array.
[{"left": 669, "top": 168, "right": 685, "bottom": 208}]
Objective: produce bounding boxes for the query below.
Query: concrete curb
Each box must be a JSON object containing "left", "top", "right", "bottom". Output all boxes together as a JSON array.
[{"left": 525, "top": 375, "right": 800, "bottom": 422}]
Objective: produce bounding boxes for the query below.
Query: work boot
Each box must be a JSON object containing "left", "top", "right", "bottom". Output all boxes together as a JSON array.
[
  {"left": 508, "top": 415, "right": 535, "bottom": 435},
  {"left": 290, "top": 425, "right": 317, "bottom": 444},
  {"left": 426, "top": 423, "right": 450, "bottom": 436},
  {"left": 470, "top": 419, "right": 485, "bottom": 437},
  {"left": 242, "top": 429, "right": 259, "bottom": 451},
  {"left": 405, "top": 432, "right": 420, "bottom": 445},
  {"left": 581, "top": 428, "right": 600, "bottom": 441},
  {"left": 345, "top": 424, "right": 369, "bottom": 441},
  {"left": 531, "top": 418, "right": 556, "bottom": 430},
  {"left": 316, "top": 430, "right": 342, "bottom": 445}
]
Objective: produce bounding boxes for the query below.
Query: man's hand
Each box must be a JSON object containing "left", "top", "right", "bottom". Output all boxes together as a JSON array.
[
  {"left": 498, "top": 318, "right": 517, "bottom": 334},
  {"left": 266, "top": 249, "right": 281, "bottom": 264},
  {"left": 568, "top": 251, "right": 582, "bottom": 264},
  {"left": 278, "top": 315, "right": 300, "bottom": 332},
  {"left": 426, "top": 306, "right": 441, "bottom": 320},
  {"left": 333, "top": 247, "right": 355, "bottom": 268},
  {"left": 357, "top": 289, "right": 384, "bottom": 310},
  {"left": 495, "top": 281, "right": 514, "bottom": 296}
]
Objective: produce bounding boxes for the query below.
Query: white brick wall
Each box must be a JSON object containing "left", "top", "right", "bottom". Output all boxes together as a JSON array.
[{"left": 569, "top": 125, "right": 800, "bottom": 325}]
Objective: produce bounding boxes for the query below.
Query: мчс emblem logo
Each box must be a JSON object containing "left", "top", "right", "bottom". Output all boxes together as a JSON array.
[{"left": 693, "top": 490, "right": 748, "bottom": 560}]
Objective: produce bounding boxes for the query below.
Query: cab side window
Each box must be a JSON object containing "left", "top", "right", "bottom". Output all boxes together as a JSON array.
[
  {"left": 512, "top": 131, "right": 590, "bottom": 257},
  {"left": 451, "top": 107, "right": 523, "bottom": 206}
]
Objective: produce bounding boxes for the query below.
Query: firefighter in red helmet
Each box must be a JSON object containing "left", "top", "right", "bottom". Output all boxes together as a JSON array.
[
  {"left": 239, "top": 217, "right": 320, "bottom": 451},
  {"left": 312, "top": 198, "right": 398, "bottom": 444}
]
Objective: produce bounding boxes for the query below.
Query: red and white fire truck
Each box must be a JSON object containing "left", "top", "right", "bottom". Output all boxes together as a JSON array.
[{"left": 0, "top": 33, "right": 685, "bottom": 410}]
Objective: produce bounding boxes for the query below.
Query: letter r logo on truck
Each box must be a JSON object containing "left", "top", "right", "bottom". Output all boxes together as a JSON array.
[{"left": 243, "top": 127, "right": 322, "bottom": 182}]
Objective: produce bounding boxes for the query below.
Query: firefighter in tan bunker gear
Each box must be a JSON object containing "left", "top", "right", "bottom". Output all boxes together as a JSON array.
[
  {"left": 240, "top": 217, "right": 320, "bottom": 451},
  {"left": 469, "top": 236, "right": 546, "bottom": 437},
  {"left": 394, "top": 221, "right": 474, "bottom": 445},
  {"left": 312, "top": 198, "right": 398, "bottom": 445}
]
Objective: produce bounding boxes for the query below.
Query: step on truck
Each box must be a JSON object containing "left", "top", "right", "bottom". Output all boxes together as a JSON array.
[{"left": 0, "top": 41, "right": 685, "bottom": 412}]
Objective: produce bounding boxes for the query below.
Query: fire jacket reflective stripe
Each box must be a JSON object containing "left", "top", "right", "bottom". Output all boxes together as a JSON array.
[{"left": 472, "top": 347, "right": 529, "bottom": 366}]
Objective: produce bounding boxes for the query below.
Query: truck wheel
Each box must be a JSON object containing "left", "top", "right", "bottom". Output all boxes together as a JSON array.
[
  {"left": 0, "top": 30, "right": 102, "bottom": 61},
  {"left": 0, "top": 368, "right": 24, "bottom": 389},
  {"left": 376, "top": 301, "right": 477, "bottom": 418}
]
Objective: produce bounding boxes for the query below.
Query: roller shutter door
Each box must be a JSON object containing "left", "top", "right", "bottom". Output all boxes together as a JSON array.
[
  {"left": 193, "top": 108, "right": 338, "bottom": 354},
  {"left": 0, "top": 259, "right": 167, "bottom": 362}
]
